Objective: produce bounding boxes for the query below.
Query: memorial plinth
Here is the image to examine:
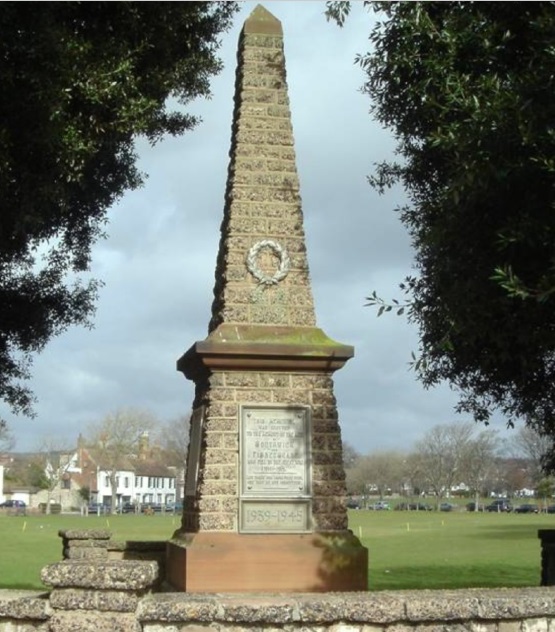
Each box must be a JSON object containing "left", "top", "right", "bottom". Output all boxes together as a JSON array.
[{"left": 166, "top": 5, "right": 368, "bottom": 593}]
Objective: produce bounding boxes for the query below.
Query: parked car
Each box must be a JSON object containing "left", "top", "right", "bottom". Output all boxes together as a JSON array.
[
  {"left": 547, "top": 505, "right": 555, "bottom": 514},
  {"left": 346, "top": 499, "right": 361, "bottom": 509},
  {"left": 485, "top": 499, "right": 512, "bottom": 512},
  {"left": 87, "top": 503, "right": 107, "bottom": 514},
  {"left": 513, "top": 504, "right": 538, "bottom": 514},
  {"left": 372, "top": 501, "right": 391, "bottom": 511},
  {"left": 120, "top": 502, "right": 137, "bottom": 514},
  {"left": 0, "top": 499, "right": 26, "bottom": 508},
  {"left": 439, "top": 502, "right": 455, "bottom": 512},
  {"left": 0, "top": 499, "right": 26, "bottom": 515},
  {"left": 394, "top": 502, "right": 433, "bottom": 511},
  {"left": 466, "top": 502, "right": 485, "bottom": 512}
]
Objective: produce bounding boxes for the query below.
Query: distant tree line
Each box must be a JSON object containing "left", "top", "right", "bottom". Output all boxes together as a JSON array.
[{"left": 344, "top": 422, "right": 555, "bottom": 508}]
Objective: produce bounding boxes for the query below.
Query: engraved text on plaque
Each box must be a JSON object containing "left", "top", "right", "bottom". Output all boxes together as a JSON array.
[
  {"left": 241, "top": 406, "right": 311, "bottom": 496},
  {"left": 240, "top": 406, "right": 311, "bottom": 533}
]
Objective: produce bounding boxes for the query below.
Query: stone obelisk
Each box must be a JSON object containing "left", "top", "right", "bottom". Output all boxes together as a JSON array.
[{"left": 166, "top": 5, "right": 368, "bottom": 593}]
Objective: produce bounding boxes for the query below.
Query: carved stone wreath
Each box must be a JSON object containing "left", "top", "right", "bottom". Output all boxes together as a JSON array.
[{"left": 246, "top": 239, "right": 290, "bottom": 286}]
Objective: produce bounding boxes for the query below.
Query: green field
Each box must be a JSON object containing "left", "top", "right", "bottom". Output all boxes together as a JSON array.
[
  {"left": 349, "top": 508, "right": 554, "bottom": 589},
  {"left": 0, "top": 512, "right": 182, "bottom": 590},
  {"left": 0, "top": 509, "right": 553, "bottom": 590}
]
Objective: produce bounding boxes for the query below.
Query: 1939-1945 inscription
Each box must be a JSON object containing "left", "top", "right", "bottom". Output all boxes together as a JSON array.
[{"left": 240, "top": 406, "right": 311, "bottom": 533}]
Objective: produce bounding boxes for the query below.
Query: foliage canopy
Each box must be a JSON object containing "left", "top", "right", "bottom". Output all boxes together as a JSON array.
[
  {"left": 327, "top": 1, "right": 555, "bottom": 463},
  {"left": 0, "top": 2, "right": 238, "bottom": 421}
]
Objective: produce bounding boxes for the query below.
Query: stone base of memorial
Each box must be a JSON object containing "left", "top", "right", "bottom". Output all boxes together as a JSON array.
[
  {"left": 166, "top": 531, "right": 367, "bottom": 593},
  {"left": 166, "top": 325, "right": 368, "bottom": 593}
]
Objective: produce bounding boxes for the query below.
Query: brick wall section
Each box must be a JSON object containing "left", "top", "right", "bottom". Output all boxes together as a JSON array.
[
  {"left": 209, "top": 8, "right": 316, "bottom": 333},
  {"left": 182, "top": 370, "right": 348, "bottom": 533}
]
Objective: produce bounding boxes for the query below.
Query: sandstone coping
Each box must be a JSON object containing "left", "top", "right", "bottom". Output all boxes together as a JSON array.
[
  {"left": 59, "top": 530, "right": 111, "bottom": 540},
  {"left": 0, "top": 589, "right": 49, "bottom": 620},
  {"left": 41, "top": 560, "right": 159, "bottom": 590},
  {"left": 137, "top": 588, "right": 555, "bottom": 625}
]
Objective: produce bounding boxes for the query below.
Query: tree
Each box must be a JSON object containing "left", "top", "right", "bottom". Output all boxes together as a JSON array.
[
  {"left": 326, "top": 2, "right": 555, "bottom": 464},
  {"left": 342, "top": 441, "right": 361, "bottom": 470},
  {"left": 401, "top": 452, "right": 427, "bottom": 500},
  {"left": 35, "top": 438, "right": 74, "bottom": 514},
  {"left": 509, "top": 425, "right": 554, "bottom": 484},
  {"left": 346, "top": 451, "right": 405, "bottom": 500},
  {"left": 0, "top": 424, "right": 15, "bottom": 454},
  {"left": 156, "top": 415, "right": 190, "bottom": 472},
  {"left": 460, "top": 429, "right": 500, "bottom": 510},
  {"left": 0, "top": 2, "right": 238, "bottom": 421},
  {"left": 536, "top": 476, "right": 555, "bottom": 510},
  {"left": 155, "top": 415, "right": 190, "bottom": 500},
  {"left": 87, "top": 408, "right": 157, "bottom": 513},
  {"left": 413, "top": 422, "right": 474, "bottom": 505}
]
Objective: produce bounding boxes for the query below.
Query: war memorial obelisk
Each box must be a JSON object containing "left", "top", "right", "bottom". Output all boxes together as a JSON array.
[{"left": 166, "top": 5, "right": 368, "bottom": 593}]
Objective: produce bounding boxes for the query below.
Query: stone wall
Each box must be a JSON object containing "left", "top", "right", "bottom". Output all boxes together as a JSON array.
[
  {"left": 182, "top": 370, "right": 347, "bottom": 534},
  {"left": 2, "top": 585, "right": 555, "bottom": 632}
]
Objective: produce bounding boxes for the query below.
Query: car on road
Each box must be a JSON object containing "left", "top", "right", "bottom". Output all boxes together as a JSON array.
[
  {"left": 513, "top": 503, "right": 538, "bottom": 514},
  {"left": 142, "top": 503, "right": 176, "bottom": 514},
  {"left": 485, "top": 499, "right": 512, "bottom": 512},
  {"left": 394, "top": 502, "right": 433, "bottom": 511},
  {"left": 0, "top": 499, "right": 27, "bottom": 511}
]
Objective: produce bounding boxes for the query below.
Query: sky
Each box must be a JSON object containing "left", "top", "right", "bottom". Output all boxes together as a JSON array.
[{"left": 3, "top": 1, "right": 514, "bottom": 454}]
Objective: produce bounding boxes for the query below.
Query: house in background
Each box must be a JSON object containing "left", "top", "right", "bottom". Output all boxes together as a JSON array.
[
  {"left": 1, "top": 433, "right": 183, "bottom": 512},
  {"left": 133, "top": 461, "right": 177, "bottom": 507}
]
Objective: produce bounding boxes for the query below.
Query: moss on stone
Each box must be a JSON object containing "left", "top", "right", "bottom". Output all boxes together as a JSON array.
[{"left": 208, "top": 324, "right": 349, "bottom": 350}]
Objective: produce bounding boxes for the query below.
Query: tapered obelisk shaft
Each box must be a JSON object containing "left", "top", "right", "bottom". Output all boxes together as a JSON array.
[{"left": 167, "top": 5, "right": 367, "bottom": 593}]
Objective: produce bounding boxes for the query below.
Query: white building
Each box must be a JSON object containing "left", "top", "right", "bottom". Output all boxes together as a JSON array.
[{"left": 93, "top": 461, "right": 177, "bottom": 509}]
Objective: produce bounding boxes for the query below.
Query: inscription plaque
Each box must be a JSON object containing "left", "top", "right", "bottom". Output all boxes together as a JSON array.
[
  {"left": 241, "top": 406, "right": 311, "bottom": 497},
  {"left": 240, "top": 500, "right": 311, "bottom": 533}
]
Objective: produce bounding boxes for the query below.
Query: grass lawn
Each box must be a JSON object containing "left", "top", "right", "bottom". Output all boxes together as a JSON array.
[
  {"left": 348, "top": 508, "right": 554, "bottom": 590},
  {"left": 0, "top": 512, "right": 181, "bottom": 590},
  {"left": 0, "top": 508, "right": 553, "bottom": 591}
]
